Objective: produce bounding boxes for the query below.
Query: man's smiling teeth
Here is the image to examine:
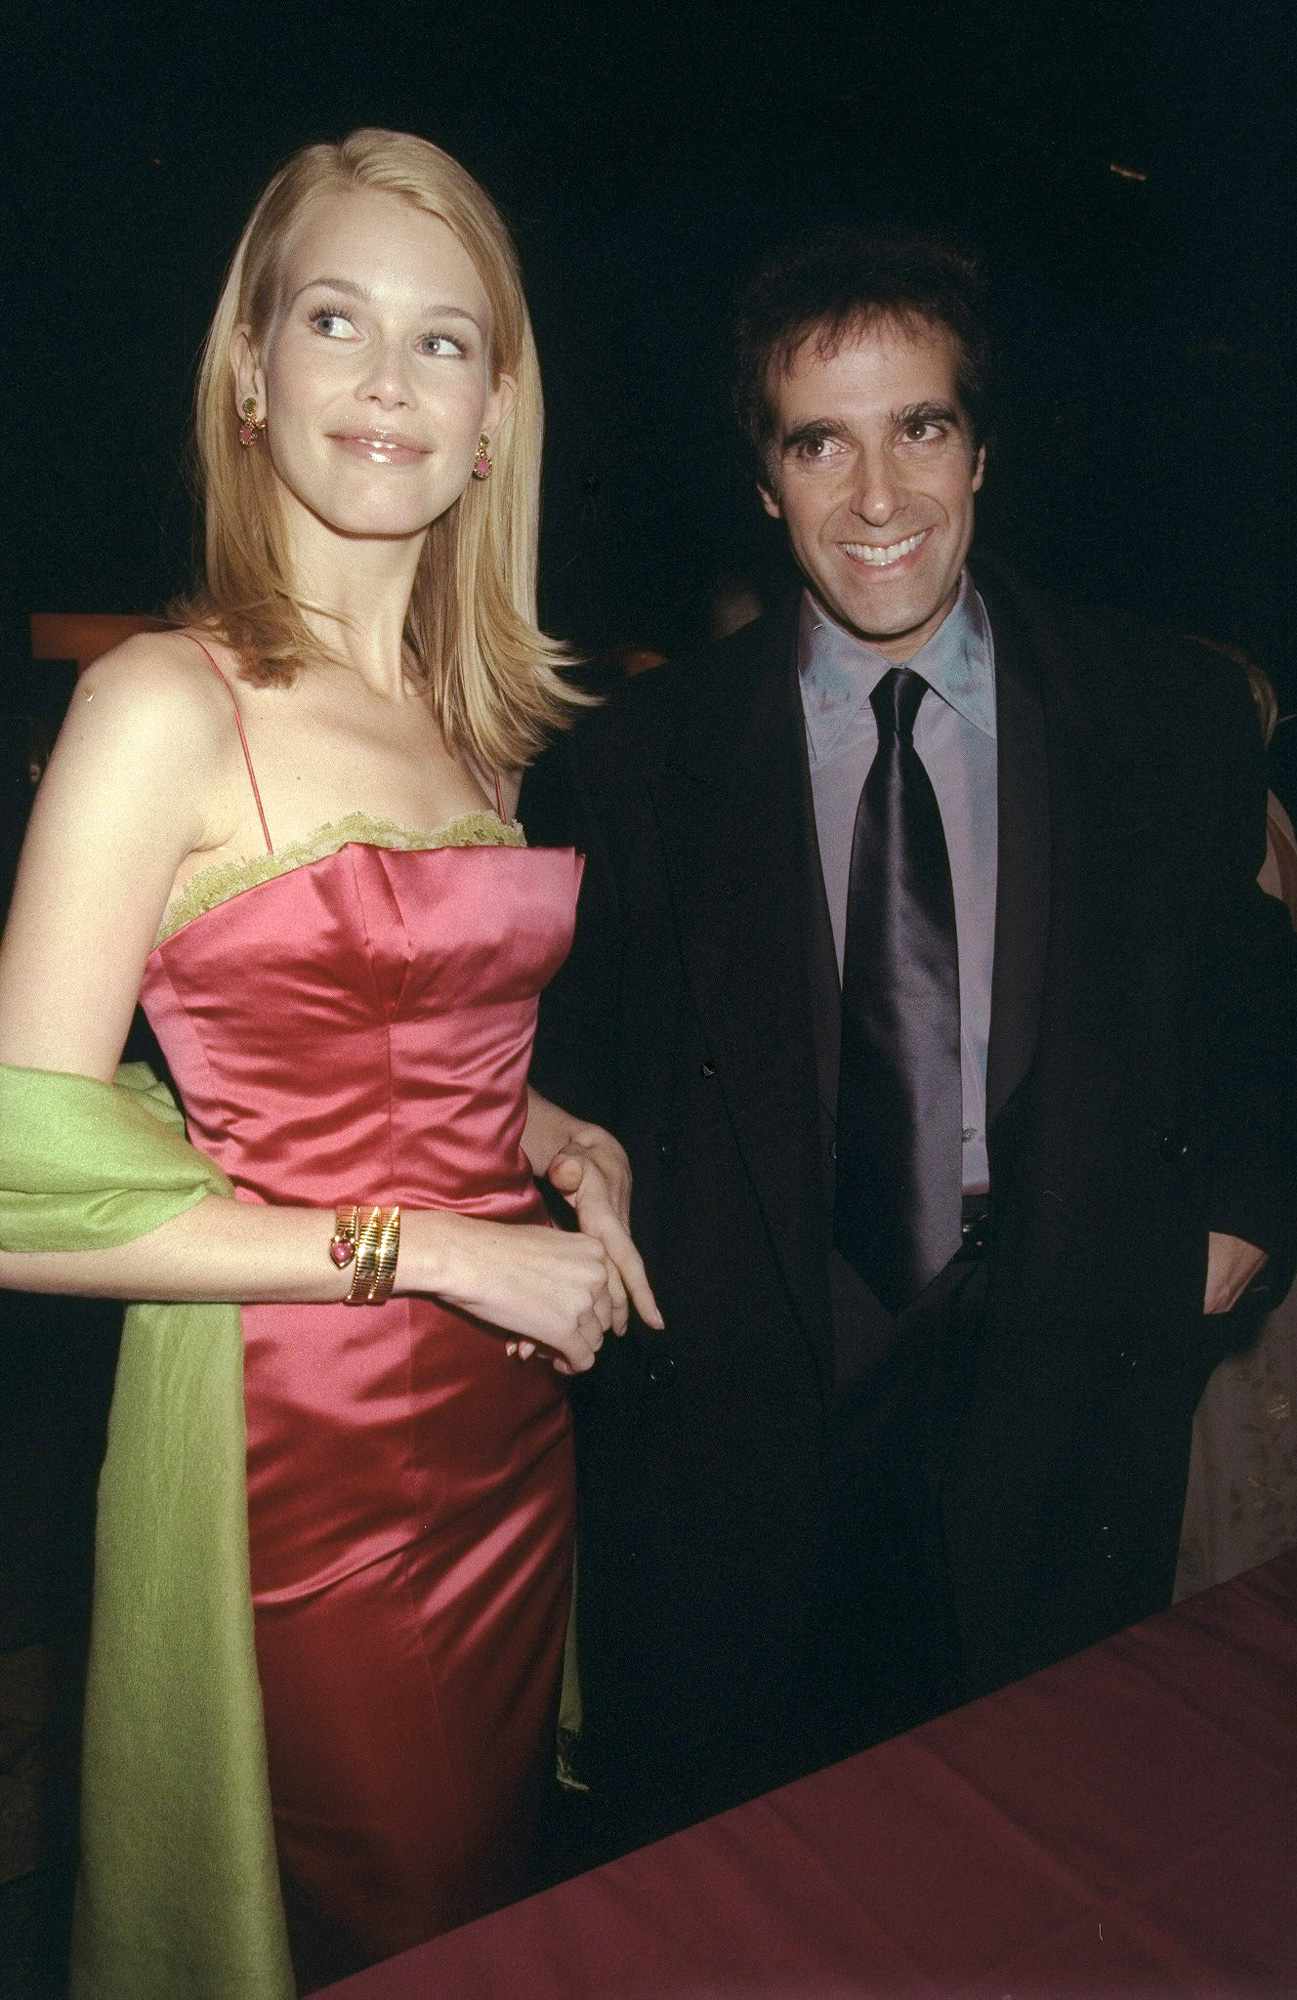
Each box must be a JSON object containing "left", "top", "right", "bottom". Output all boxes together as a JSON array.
[{"left": 842, "top": 530, "right": 928, "bottom": 567}]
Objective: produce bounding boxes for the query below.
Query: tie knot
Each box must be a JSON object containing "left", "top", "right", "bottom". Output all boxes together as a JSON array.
[{"left": 871, "top": 666, "right": 928, "bottom": 742}]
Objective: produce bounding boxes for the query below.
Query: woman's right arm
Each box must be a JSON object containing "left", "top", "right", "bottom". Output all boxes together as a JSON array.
[{"left": 0, "top": 643, "right": 611, "bottom": 1367}]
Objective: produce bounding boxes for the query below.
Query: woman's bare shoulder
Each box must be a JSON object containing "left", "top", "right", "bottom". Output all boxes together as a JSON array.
[
  {"left": 80, "top": 625, "right": 237, "bottom": 697},
  {"left": 73, "top": 628, "right": 243, "bottom": 759}
]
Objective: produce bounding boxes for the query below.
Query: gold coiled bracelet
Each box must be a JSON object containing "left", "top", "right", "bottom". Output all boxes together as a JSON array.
[{"left": 329, "top": 1203, "right": 401, "bottom": 1306}]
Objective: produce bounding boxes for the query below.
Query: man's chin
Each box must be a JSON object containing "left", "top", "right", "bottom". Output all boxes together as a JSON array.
[
  {"left": 823, "top": 602, "right": 940, "bottom": 656},
  {"left": 828, "top": 581, "right": 960, "bottom": 661}
]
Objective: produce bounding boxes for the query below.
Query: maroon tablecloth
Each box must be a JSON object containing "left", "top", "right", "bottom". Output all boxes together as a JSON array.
[{"left": 321, "top": 1551, "right": 1297, "bottom": 1997}]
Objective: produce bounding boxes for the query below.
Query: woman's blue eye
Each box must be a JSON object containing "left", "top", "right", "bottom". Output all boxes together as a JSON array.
[{"left": 308, "top": 307, "right": 356, "bottom": 338}]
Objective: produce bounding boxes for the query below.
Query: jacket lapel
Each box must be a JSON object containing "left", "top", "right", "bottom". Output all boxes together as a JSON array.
[
  {"left": 975, "top": 562, "right": 1051, "bottom": 1134},
  {"left": 646, "top": 607, "right": 835, "bottom": 1373}
]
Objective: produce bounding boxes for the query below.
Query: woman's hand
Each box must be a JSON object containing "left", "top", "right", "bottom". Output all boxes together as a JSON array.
[
  {"left": 412, "top": 1209, "right": 619, "bottom": 1373},
  {"left": 545, "top": 1124, "right": 664, "bottom": 1334},
  {"left": 1203, "top": 1231, "right": 1268, "bottom": 1313}
]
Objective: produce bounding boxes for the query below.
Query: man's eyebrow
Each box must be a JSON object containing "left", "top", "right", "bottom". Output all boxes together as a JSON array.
[
  {"left": 289, "top": 276, "right": 484, "bottom": 326},
  {"left": 894, "top": 399, "right": 963, "bottom": 428},
  {"left": 780, "top": 417, "right": 851, "bottom": 449}
]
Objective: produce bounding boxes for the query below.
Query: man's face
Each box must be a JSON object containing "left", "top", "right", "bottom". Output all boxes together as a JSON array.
[{"left": 759, "top": 318, "right": 984, "bottom": 661}]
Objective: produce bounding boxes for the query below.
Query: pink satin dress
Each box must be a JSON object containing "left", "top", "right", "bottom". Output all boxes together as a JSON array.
[{"left": 137, "top": 652, "right": 580, "bottom": 1991}]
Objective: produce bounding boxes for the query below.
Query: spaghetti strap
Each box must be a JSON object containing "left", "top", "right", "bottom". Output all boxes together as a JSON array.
[
  {"left": 180, "top": 634, "right": 275, "bottom": 855},
  {"left": 492, "top": 769, "right": 505, "bottom": 819}
]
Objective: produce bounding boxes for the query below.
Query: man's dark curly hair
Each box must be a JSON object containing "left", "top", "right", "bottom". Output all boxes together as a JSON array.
[{"left": 734, "top": 230, "right": 992, "bottom": 478}]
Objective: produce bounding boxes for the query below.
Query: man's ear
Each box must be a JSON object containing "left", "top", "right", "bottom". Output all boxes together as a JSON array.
[
  {"left": 758, "top": 478, "right": 783, "bottom": 521},
  {"left": 971, "top": 442, "right": 986, "bottom": 494},
  {"left": 231, "top": 325, "right": 265, "bottom": 420}
]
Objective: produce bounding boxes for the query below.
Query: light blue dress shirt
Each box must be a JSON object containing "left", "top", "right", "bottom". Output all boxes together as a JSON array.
[{"left": 798, "top": 571, "right": 998, "bottom": 1195}]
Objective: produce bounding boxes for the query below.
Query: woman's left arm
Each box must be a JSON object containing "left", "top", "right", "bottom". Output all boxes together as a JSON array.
[{"left": 523, "top": 1088, "right": 663, "bottom": 1332}]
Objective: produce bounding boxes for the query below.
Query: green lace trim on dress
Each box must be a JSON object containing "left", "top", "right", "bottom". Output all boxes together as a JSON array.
[{"left": 156, "top": 809, "right": 525, "bottom": 945}]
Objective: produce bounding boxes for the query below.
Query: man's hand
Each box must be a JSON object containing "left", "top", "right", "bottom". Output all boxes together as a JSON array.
[{"left": 1203, "top": 1232, "right": 1268, "bottom": 1314}]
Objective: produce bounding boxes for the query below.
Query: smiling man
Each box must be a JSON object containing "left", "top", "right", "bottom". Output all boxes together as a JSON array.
[
  {"left": 757, "top": 320, "right": 983, "bottom": 660},
  {"left": 524, "top": 232, "right": 1296, "bottom": 1857}
]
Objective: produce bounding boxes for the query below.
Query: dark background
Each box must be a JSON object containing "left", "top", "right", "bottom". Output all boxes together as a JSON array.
[{"left": 7, "top": 0, "right": 1295, "bottom": 684}]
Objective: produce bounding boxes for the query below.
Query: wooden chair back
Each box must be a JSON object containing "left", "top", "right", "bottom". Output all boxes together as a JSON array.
[{"left": 29, "top": 612, "right": 166, "bottom": 675}]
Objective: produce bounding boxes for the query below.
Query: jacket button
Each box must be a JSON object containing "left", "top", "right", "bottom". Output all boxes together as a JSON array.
[
  {"left": 1157, "top": 1128, "right": 1191, "bottom": 1163},
  {"left": 646, "top": 1351, "right": 677, "bottom": 1389},
  {"left": 700, "top": 1059, "right": 717, "bottom": 1079}
]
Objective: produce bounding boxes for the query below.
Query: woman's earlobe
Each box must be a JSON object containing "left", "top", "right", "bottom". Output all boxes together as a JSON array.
[{"left": 230, "top": 325, "right": 264, "bottom": 420}]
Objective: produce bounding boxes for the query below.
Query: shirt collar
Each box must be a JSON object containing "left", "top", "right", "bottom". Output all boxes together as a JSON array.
[{"left": 797, "top": 571, "right": 997, "bottom": 765}]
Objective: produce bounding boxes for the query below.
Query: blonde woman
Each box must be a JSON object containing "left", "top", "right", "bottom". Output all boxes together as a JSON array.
[{"left": 0, "top": 130, "right": 657, "bottom": 1995}]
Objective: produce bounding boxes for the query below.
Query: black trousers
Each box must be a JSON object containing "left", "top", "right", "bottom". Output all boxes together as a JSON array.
[
  {"left": 810, "top": 1252, "right": 990, "bottom": 1764},
  {"left": 555, "top": 1255, "right": 991, "bottom": 1870}
]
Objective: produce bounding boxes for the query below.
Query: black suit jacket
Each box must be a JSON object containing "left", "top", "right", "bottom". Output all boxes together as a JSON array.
[{"left": 524, "top": 557, "right": 1296, "bottom": 1820}]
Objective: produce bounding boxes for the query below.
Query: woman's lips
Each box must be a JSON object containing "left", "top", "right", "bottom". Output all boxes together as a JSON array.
[{"left": 330, "top": 432, "right": 429, "bottom": 465}]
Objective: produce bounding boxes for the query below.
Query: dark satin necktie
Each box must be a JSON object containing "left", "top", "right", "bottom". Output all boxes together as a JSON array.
[{"left": 834, "top": 665, "right": 962, "bottom": 1311}]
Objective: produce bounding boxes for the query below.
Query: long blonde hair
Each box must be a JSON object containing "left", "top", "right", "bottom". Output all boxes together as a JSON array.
[{"left": 181, "top": 128, "right": 583, "bottom": 769}]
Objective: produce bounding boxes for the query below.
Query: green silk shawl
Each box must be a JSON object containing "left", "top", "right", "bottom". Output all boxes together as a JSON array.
[{"left": 0, "top": 1062, "right": 294, "bottom": 2000}]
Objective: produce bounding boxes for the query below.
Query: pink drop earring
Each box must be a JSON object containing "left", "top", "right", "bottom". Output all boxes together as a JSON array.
[
  {"left": 238, "top": 397, "right": 266, "bottom": 447},
  {"left": 472, "top": 433, "right": 494, "bottom": 481}
]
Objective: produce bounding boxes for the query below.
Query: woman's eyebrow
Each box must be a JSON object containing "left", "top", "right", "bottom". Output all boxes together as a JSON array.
[{"left": 288, "top": 276, "right": 484, "bottom": 328}]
